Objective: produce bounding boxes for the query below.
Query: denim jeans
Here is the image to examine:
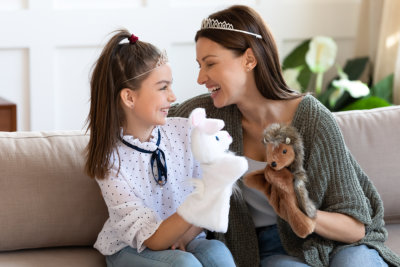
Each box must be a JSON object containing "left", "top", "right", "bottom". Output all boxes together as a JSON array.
[
  {"left": 105, "top": 237, "right": 236, "bottom": 267},
  {"left": 258, "top": 224, "right": 388, "bottom": 267}
]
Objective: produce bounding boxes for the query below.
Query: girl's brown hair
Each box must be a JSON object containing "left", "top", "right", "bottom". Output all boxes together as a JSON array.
[
  {"left": 195, "top": 5, "right": 300, "bottom": 100},
  {"left": 85, "top": 29, "right": 162, "bottom": 179}
]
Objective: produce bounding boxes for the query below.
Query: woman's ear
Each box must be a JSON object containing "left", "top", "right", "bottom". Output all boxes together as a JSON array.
[
  {"left": 243, "top": 48, "right": 257, "bottom": 71},
  {"left": 120, "top": 88, "right": 136, "bottom": 109}
]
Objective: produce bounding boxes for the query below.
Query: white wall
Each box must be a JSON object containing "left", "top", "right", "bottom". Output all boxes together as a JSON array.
[{"left": 0, "top": 0, "right": 361, "bottom": 131}]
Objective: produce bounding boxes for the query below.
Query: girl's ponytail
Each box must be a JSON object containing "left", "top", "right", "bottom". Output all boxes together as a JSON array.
[{"left": 85, "top": 29, "right": 160, "bottom": 179}]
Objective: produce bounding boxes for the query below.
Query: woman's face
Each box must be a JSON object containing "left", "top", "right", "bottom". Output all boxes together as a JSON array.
[{"left": 196, "top": 37, "right": 248, "bottom": 108}]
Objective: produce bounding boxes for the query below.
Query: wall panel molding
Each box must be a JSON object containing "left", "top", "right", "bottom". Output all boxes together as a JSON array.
[{"left": 0, "top": 0, "right": 362, "bottom": 130}]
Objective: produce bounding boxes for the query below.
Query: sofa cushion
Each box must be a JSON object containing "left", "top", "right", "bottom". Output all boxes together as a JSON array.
[
  {"left": 0, "top": 131, "right": 108, "bottom": 251},
  {"left": 0, "top": 247, "right": 106, "bottom": 267},
  {"left": 334, "top": 106, "right": 400, "bottom": 224}
]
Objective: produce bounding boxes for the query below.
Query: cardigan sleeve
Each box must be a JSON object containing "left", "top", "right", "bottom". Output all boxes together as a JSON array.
[{"left": 305, "top": 106, "right": 372, "bottom": 226}]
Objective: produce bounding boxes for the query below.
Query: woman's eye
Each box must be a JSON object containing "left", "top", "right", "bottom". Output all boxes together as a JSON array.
[
  {"left": 215, "top": 136, "right": 219, "bottom": 141},
  {"left": 282, "top": 149, "right": 287, "bottom": 154},
  {"left": 160, "top": 85, "right": 168, "bottom": 91}
]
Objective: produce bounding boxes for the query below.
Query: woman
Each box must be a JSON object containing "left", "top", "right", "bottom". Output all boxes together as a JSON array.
[{"left": 169, "top": 5, "right": 400, "bottom": 267}]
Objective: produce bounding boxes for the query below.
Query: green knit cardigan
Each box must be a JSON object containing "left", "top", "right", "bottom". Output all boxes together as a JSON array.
[{"left": 169, "top": 94, "right": 400, "bottom": 267}]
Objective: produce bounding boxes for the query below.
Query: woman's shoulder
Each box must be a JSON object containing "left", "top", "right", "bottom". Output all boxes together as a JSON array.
[
  {"left": 293, "top": 94, "right": 335, "bottom": 128},
  {"left": 169, "top": 94, "right": 215, "bottom": 118}
]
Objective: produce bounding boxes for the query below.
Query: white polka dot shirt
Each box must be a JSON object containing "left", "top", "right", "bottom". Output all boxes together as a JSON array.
[{"left": 94, "top": 117, "right": 202, "bottom": 255}]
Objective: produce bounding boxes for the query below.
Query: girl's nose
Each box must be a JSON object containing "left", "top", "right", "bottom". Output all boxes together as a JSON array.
[{"left": 168, "top": 90, "right": 177, "bottom": 102}]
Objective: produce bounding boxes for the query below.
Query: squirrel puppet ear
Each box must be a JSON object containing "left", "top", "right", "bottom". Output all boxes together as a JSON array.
[{"left": 189, "top": 108, "right": 224, "bottom": 134}]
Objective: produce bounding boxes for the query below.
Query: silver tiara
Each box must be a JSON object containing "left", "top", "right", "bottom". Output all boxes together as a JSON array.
[
  {"left": 201, "top": 18, "right": 262, "bottom": 39},
  {"left": 123, "top": 49, "right": 168, "bottom": 83}
]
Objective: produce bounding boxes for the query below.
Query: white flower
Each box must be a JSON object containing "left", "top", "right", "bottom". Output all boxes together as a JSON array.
[
  {"left": 283, "top": 67, "right": 302, "bottom": 92},
  {"left": 329, "top": 87, "right": 345, "bottom": 108},
  {"left": 305, "top": 36, "right": 337, "bottom": 74},
  {"left": 332, "top": 79, "right": 370, "bottom": 98}
]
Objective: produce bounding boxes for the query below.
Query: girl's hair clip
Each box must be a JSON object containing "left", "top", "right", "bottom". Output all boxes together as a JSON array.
[{"left": 128, "top": 34, "right": 139, "bottom": 44}]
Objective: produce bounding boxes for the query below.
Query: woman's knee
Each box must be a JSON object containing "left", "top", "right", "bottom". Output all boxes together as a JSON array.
[
  {"left": 330, "top": 245, "right": 388, "bottom": 267},
  {"left": 205, "top": 239, "right": 229, "bottom": 252}
]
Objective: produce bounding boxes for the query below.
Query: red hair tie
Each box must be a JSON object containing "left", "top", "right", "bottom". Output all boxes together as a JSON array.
[{"left": 128, "top": 34, "right": 139, "bottom": 44}]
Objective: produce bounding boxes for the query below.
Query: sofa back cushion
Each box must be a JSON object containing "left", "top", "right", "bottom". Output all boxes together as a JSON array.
[
  {"left": 334, "top": 106, "right": 400, "bottom": 224},
  {"left": 0, "top": 131, "right": 108, "bottom": 251}
]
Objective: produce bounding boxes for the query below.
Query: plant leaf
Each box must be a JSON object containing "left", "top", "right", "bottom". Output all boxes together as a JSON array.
[
  {"left": 341, "top": 96, "right": 391, "bottom": 111},
  {"left": 342, "top": 57, "right": 369, "bottom": 81},
  {"left": 370, "top": 73, "right": 393, "bottom": 103},
  {"left": 282, "top": 39, "right": 312, "bottom": 91}
]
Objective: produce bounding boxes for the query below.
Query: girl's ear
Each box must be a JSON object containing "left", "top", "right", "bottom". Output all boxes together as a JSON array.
[
  {"left": 243, "top": 48, "right": 257, "bottom": 71},
  {"left": 120, "top": 88, "right": 136, "bottom": 109}
]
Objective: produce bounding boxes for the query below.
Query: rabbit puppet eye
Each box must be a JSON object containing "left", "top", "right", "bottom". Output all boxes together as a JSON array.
[
  {"left": 215, "top": 136, "right": 220, "bottom": 141},
  {"left": 282, "top": 149, "right": 287, "bottom": 154}
]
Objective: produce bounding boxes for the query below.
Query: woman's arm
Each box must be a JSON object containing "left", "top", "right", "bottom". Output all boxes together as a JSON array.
[
  {"left": 314, "top": 210, "right": 365, "bottom": 243},
  {"left": 143, "top": 213, "right": 192, "bottom": 251}
]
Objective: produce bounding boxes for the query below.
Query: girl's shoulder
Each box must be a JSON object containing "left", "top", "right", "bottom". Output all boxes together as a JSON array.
[
  {"left": 164, "top": 117, "right": 190, "bottom": 130},
  {"left": 161, "top": 117, "right": 192, "bottom": 140}
]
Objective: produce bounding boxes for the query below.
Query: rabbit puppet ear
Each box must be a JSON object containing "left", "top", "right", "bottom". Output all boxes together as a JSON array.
[{"left": 189, "top": 108, "right": 224, "bottom": 134}]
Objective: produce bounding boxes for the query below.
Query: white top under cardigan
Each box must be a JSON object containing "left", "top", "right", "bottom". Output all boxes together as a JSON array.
[
  {"left": 94, "top": 118, "right": 203, "bottom": 255},
  {"left": 242, "top": 157, "right": 277, "bottom": 227}
]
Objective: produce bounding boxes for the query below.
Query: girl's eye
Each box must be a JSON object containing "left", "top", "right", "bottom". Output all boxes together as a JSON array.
[
  {"left": 160, "top": 85, "right": 168, "bottom": 91},
  {"left": 215, "top": 136, "right": 219, "bottom": 141},
  {"left": 282, "top": 149, "right": 287, "bottom": 154}
]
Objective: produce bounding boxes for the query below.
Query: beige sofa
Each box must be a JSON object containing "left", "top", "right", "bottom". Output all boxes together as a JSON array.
[{"left": 0, "top": 105, "right": 399, "bottom": 266}]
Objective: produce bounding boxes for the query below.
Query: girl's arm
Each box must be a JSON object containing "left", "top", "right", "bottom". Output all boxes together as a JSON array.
[
  {"left": 314, "top": 210, "right": 365, "bottom": 243},
  {"left": 143, "top": 213, "right": 193, "bottom": 251}
]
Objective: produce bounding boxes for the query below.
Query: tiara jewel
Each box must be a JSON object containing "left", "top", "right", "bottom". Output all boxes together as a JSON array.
[
  {"left": 201, "top": 18, "right": 262, "bottom": 39},
  {"left": 123, "top": 49, "right": 168, "bottom": 83}
]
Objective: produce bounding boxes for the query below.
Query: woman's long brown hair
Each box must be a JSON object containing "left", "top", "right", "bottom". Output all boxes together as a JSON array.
[
  {"left": 195, "top": 5, "right": 301, "bottom": 100},
  {"left": 85, "top": 29, "right": 161, "bottom": 179}
]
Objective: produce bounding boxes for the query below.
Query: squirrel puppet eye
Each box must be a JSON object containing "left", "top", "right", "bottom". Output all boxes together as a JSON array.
[{"left": 282, "top": 149, "right": 287, "bottom": 154}]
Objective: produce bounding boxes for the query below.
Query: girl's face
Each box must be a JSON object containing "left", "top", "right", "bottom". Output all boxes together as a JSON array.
[
  {"left": 196, "top": 37, "right": 248, "bottom": 108},
  {"left": 131, "top": 64, "right": 176, "bottom": 128}
]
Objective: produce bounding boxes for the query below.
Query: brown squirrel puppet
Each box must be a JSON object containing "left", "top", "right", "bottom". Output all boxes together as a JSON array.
[{"left": 244, "top": 123, "right": 316, "bottom": 238}]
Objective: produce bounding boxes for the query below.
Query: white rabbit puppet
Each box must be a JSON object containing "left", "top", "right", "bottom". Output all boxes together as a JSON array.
[{"left": 177, "top": 108, "right": 248, "bottom": 233}]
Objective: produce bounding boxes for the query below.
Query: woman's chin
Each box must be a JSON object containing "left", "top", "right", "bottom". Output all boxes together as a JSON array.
[{"left": 212, "top": 98, "right": 227, "bottom": 108}]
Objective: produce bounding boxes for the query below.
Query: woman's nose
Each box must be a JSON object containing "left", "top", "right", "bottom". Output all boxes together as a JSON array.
[{"left": 197, "top": 68, "right": 206, "bottom": 85}]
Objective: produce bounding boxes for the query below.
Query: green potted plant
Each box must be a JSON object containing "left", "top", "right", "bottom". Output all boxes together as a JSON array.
[{"left": 282, "top": 36, "right": 393, "bottom": 111}]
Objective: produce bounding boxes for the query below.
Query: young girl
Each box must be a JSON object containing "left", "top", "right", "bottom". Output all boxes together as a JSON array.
[{"left": 85, "top": 29, "right": 236, "bottom": 267}]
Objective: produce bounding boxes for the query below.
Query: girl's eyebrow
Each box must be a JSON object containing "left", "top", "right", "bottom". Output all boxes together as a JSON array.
[{"left": 155, "top": 79, "right": 172, "bottom": 85}]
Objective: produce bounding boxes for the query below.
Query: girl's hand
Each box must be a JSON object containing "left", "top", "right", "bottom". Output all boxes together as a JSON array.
[
  {"left": 170, "top": 225, "right": 204, "bottom": 251},
  {"left": 171, "top": 238, "right": 188, "bottom": 251}
]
